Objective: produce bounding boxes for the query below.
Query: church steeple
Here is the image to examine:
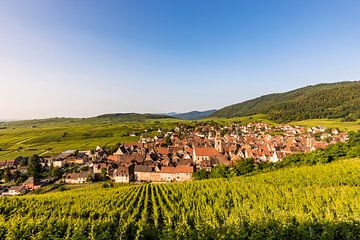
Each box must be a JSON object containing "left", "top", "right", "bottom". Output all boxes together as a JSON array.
[{"left": 215, "top": 131, "right": 223, "bottom": 153}]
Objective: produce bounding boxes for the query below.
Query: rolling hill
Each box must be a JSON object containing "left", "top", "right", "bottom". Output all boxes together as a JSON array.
[
  {"left": 173, "top": 109, "right": 216, "bottom": 120},
  {"left": 212, "top": 81, "right": 360, "bottom": 122},
  {"left": 2, "top": 113, "right": 173, "bottom": 128}
]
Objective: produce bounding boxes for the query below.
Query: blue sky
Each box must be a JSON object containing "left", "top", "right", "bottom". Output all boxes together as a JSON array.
[{"left": 1, "top": 0, "right": 360, "bottom": 119}]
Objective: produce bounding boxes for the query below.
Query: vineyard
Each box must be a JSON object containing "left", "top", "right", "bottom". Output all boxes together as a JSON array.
[{"left": 0, "top": 159, "right": 360, "bottom": 239}]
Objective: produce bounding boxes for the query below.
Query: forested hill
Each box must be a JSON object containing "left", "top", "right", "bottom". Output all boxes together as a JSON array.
[
  {"left": 173, "top": 110, "right": 217, "bottom": 120},
  {"left": 212, "top": 81, "right": 360, "bottom": 122}
]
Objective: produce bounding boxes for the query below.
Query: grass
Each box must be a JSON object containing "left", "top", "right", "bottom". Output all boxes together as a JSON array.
[{"left": 289, "top": 118, "right": 360, "bottom": 131}]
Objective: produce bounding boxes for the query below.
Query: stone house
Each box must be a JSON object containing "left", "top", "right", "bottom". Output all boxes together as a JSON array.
[
  {"left": 134, "top": 165, "right": 155, "bottom": 182},
  {"left": 22, "top": 177, "right": 41, "bottom": 190},
  {"left": 158, "top": 166, "right": 193, "bottom": 182},
  {"left": 63, "top": 172, "right": 89, "bottom": 184},
  {"left": 3, "top": 186, "right": 26, "bottom": 196},
  {"left": 193, "top": 147, "right": 221, "bottom": 166},
  {"left": 112, "top": 164, "right": 135, "bottom": 183}
]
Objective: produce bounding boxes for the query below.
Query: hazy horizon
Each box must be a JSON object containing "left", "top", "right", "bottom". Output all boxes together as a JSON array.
[{"left": 1, "top": 0, "right": 360, "bottom": 119}]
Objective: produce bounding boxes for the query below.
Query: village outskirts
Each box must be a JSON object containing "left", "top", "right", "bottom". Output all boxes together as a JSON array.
[{"left": 0, "top": 122, "right": 348, "bottom": 196}]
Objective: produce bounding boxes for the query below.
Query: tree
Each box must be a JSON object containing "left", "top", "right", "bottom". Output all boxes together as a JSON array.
[
  {"left": 28, "top": 155, "right": 42, "bottom": 179},
  {"left": 49, "top": 164, "right": 62, "bottom": 178},
  {"left": 4, "top": 168, "right": 12, "bottom": 182},
  {"left": 19, "top": 158, "right": 28, "bottom": 167},
  {"left": 101, "top": 168, "right": 108, "bottom": 181},
  {"left": 164, "top": 135, "right": 172, "bottom": 146},
  {"left": 233, "top": 158, "right": 255, "bottom": 176},
  {"left": 193, "top": 169, "right": 209, "bottom": 180},
  {"left": 12, "top": 170, "right": 21, "bottom": 182},
  {"left": 209, "top": 165, "right": 229, "bottom": 178}
]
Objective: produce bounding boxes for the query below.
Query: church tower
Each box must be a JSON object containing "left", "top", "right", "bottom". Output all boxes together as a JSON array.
[{"left": 215, "top": 131, "right": 223, "bottom": 153}]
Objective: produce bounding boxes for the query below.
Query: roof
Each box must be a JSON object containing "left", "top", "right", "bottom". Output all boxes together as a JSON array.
[
  {"left": 177, "top": 159, "right": 193, "bottom": 166},
  {"left": 65, "top": 171, "right": 89, "bottom": 179},
  {"left": 156, "top": 147, "right": 169, "bottom": 155},
  {"left": 9, "top": 186, "right": 25, "bottom": 191},
  {"left": 123, "top": 142, "right": 143, "bottom": 148},
  {"left": 54, "top": 150, "right": 76, "bottom": 160},
  {"left": 134, "top": 165, "right": 153, "bottom": 172},
  {"left": 194, "top": 147, "right": 221, "bottom": 156},
  {"left": 160, "top": 166, "right": 193, "bottom": 174},
  {"left": 22, "top": 177, "right": 39, "bottom": 185},
  {"left": 114, "top": 166, "right": 130, "bottom": 176}
]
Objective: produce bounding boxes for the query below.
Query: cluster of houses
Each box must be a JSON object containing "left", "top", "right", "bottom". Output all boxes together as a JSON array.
[
  {"left": 0, "top": 122, "right": 348, "bottom": 195},
  {"left": 1, "top": 177, "right": 44, "bottom": 196}
]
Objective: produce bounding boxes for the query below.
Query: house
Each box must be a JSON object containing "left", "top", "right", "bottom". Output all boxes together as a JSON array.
[
  {"left": 134, "top": 165, "right": 155, "bottom": 182},
  {"left": 193, "top": 147, "right": 221, "bottom": 166},
  {"left": 93, "top": 163, "right": 110, "bottom": 174},
  {"left": 22, "top": 177, "right": 41, "bottom": 190},
  {"left": 63, "top": 172, "right": 89, "bottom": 184},
  {"left": 159, "top": 166, "right": 193, "bottom": 182},
  {"left": 114, "top": 146, "right": 128, "bottom": 155},
  {"left": 64, "top": 157, "right": 86, "bottom": 165},
  {"left": 0, "top": 160, "right": 15, "bottom": 169},
  {"left": 54, "top": 150, "right": 76, "bottom": 160},
  {"left": 112, "top": 164, "right": 135, "bottom": 183},
  {"left": 52, "top": 160, "right": 65, "bottom": 168},
  {"left": 3, "top": 186, "right": 26, "bottom": 196}
]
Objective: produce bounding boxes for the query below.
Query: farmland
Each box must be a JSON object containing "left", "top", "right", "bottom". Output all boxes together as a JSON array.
[
  {"left": 289, "top": 118, "right": 360, "bottom": 132},
  {"left": 0, "top": 118, "right": 181, "bottom": 161},
  {"left": 0, "top": 159, "right": 359, "bottom": 239}
]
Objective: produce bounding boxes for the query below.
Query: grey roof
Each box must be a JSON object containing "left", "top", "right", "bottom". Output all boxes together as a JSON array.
[{"left": 134, "top": 165, "right": 153, "bottom": 172}]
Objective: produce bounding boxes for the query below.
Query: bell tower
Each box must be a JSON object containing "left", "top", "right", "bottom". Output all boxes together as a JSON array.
[{"left": 215, "top": 131, "right": 223, "bottom": 153}]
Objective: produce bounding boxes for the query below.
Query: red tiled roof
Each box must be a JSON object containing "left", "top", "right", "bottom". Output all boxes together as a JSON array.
[
  {"left": 108, "top": 155, "right": 120, "bottom": 161},
  {"left": 156, "top": 147, "right": 169, "bottom": 155},
  {"left": 160, "top": 166, "right": 193, "bottom": 174},
  {"left": 194, "top": 147, "right": 221, "bottom": 156}
]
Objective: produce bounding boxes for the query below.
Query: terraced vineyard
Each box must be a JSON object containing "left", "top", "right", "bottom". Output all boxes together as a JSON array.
[{"left": 1, "top": 159, "right": 360, "bottom": 239}]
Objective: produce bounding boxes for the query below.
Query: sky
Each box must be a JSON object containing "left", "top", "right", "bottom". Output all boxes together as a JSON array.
[{"left": 1, "top": 0, "right": 360, "bottom": 119}]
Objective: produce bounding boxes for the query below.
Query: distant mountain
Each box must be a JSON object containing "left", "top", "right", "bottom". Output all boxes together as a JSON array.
[
  {"left": 165, "top": 112, "right": 179, "bottom": 117},
  {"left": 95, "top": 113, "right": 173, "bottom": 121},
  {"left": 212, "top": 81, "right": 360, "bottom": 122},
  {"left": 174, "top": 110, "right": 217, "bottom": 120},
  {"left": 0, "top": 119, "right": 16, "bottom": 122}
]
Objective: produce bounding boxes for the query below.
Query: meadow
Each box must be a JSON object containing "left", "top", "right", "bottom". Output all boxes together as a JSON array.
[{"left": 0, "top": 159, "right": 359, "bottom": 239}]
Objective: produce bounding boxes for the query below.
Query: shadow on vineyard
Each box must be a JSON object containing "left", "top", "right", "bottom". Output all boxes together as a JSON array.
[
  {"left": 0, "top": 218, "right": 359, "bottom": 239},
  {"left": 1, "top": 159, "right": 360, "bottom": 239}
]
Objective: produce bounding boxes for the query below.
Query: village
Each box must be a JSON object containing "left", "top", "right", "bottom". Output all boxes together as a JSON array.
[{"left": 0, "top": 122, "right": 348, "bottom": 196}]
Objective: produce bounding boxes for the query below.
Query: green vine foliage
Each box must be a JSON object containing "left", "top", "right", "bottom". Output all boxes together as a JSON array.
[{"left": 0, "top": 158, "right": 360, "bottom": 239}]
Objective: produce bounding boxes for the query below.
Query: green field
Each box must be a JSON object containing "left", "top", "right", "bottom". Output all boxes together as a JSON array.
[
  {"left": 0, "top": 115, "right": 359, "bottom": 161},
  {"left": 0, "top": 159, "right": 359, "bottom": 239},
  {"left": 0, "top": 118, "right": 181, "bottom": 161},
  {"left": 289, "top": 118, "right": 360, "bottom": 131}
]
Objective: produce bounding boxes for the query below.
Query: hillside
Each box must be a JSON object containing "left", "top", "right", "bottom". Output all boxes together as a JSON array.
[
  {"left": 95, "top": 113, "right": 173, "bottom": 122},
  {"left": 213, "top": 81, "right": 360, "bottom": 122},
  {"left": 0, "top": 114, "right": 177, "bottom": 161},
  {"left": 2, "top": 113, "right": 173, "bottom": 128},
  {"left": 173, "top": 109, "right": 216, "bottom": 120},
  {"left": 0, "top": 159, "right": 359, "bottom": 239}
]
